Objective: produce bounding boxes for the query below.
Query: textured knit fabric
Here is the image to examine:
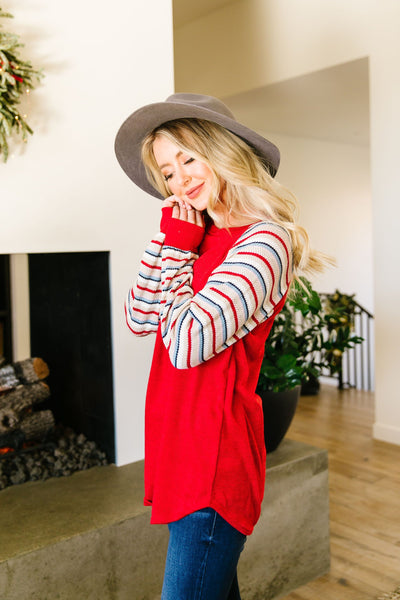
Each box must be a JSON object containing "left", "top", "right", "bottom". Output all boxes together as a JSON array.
[{"left": 126, "top": 207, "right": 293, "bottom": 535}]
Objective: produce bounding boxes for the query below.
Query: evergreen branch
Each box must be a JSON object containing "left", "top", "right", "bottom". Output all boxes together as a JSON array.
[{"left": 0, "top": 7, "right": 43, "bottom": 161}]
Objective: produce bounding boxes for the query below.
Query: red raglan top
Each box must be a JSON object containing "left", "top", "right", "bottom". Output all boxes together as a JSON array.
[{"left": 125, "top": 208, "right": 292, "bottom": 535}]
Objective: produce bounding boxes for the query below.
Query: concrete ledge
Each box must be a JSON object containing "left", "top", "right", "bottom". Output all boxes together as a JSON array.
[
  {"left": 239, "top": 440, "right": 330, "bottom": 599},
  {"left": 0, "top": 439, "right": 330, "bottom": 599}
]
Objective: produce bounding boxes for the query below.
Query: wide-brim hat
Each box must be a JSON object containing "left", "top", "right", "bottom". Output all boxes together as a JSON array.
[{"left": 114, "top": 93, "right": 280, "bottom": 199}]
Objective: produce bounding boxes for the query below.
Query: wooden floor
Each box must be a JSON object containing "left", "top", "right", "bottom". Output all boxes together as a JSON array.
[{"left": 280, "top": 384, "right": 400, "bottom": 600}]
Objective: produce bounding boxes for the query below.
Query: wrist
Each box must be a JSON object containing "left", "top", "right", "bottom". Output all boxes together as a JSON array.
[
  {"left": 164, "top": 218, "right": 205, "bottom": 252},
  {"left": 160, "top": 206, "right": 174, "bottom": 234}
]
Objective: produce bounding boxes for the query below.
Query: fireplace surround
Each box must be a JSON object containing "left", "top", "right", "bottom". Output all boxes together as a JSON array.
[{"left": 0, "top": 252, "right": 115, "bottom": 471}]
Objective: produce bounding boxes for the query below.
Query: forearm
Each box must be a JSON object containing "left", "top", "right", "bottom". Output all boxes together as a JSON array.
[
  {"left": 159, "top": 221, "right": 293, "bottom": 369},
  {"left": 125, "top": 232, "right": 165, "bottom": 336}
]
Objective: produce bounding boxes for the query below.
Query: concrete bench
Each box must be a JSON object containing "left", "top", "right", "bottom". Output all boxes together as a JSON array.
[{"left": 0, "top": 439, "right": 330, "bottom": 599}]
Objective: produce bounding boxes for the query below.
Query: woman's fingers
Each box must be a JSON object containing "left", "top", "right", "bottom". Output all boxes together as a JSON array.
[
  {"left": 169, "top": 198, "right": 205, "bottom": 228},
  {"left": 187, "top": 208, "right": 196, "bottom": 224},
  {"left": 172, "top": 203, "right": 180, "bottom": 219},
  {"left": 162, "top": 195, "right": 179, "bottom": 209},
  {"left": 195, "top": 210, "right": 204, "bottom": 228}
]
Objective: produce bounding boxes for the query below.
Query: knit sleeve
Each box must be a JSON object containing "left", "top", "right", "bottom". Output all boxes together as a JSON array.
[
  {"left": 125, "top": 233, "right": 165, "bottom": 336},
  {"left": 160, "top": 221, "right": 293, "bottom": 369},
  {"left": 125, "top": 208, "right": 205, "bottom": 336}
]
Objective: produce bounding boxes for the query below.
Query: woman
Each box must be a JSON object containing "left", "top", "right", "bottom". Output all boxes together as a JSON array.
[{"left": 115, "top": 94, "right": 327, "bottom": 600}]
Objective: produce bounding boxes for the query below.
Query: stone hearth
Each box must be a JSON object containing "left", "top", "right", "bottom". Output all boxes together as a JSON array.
[{"left": 0, "top": 439, "right": 330, "bottom": 600}]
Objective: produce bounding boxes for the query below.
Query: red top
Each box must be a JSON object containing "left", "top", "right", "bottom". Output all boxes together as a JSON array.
[{"left": 126, "top": 209, "right": 292, "bottom": 535}]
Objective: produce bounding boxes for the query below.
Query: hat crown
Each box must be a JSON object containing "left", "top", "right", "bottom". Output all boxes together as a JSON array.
[{"left": 165, "top": 93, "right": 236, "bottom": 121}]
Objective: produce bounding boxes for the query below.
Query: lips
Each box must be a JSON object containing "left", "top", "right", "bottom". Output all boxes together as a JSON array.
[{"left": 186, "top": 183, "right": 204, "bottom": 200}]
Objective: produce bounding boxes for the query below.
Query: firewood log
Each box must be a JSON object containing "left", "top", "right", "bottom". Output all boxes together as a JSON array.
[
  {"left": 0, "top": 429, "right": 25, "bottom": 451},
  {"left": 0, "top": 409, "right": 54, "bottom": 449},
  {"left": 0, "top": 358, "right": 50, "bottom": 393},
  {"left": 19, "top": 410, "right": 55, "bottom": 441},
  {"left": 0, "top": 382, "right": 50, "bottom": 433}
]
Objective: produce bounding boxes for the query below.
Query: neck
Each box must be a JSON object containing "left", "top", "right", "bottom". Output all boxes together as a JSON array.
[{"left": 208, "top": 210, "right": 259, "bottom": 228}]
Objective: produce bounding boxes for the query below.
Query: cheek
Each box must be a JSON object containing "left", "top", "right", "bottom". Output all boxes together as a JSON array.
[
  {"left": 199, "top": 165, "right": 213, "bottom": 181},
  {"left": 165, "top": 179, "right": 178, "bottom": 195}
]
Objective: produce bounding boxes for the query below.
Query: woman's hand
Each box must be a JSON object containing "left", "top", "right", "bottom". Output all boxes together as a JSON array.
[{"left": 163, "top": 195, "right": 204, "bottom": 228}]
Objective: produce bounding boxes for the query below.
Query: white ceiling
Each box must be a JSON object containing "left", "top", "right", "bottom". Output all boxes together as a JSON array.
[
  {"left": 223, "top": 58, "right": 370, "bottom": 147},
  {"left": 172, "top": 2, "right": 370, "bottom": 147}
]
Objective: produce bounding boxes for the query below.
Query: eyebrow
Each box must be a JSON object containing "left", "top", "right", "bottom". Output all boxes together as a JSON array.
[{"left": 158, "top": 150, "right": 183, "bottom": 171}]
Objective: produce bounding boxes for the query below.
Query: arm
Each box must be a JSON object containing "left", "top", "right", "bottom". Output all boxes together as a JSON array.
[
  {"left": 125, "top": 203, "right": 204, "bottom": 336},
  {"left": 125, "top": 232, "right": 165, "bottom": 336},
  {"left": 160, "top": 220, "right": 293, "bottom": 369}
]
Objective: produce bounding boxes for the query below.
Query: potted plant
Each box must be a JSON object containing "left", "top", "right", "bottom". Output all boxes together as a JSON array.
[
  {"left": 257, "top": 277, "right": 324, "bottom": 452},
  {"left": 257, "top": 278, "right": 364, "bottom": 451}
]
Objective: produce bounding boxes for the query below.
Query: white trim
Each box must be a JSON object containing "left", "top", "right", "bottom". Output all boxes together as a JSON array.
[
  {"left": 10, "top": 254, "right": 31, "bottom": 361},
  {"left": 373, "top": 423, "right": 400, "bottom": 447}
]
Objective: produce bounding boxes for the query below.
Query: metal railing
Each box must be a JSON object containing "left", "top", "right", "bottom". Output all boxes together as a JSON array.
[{"left": 321, "top": 296, "right": 375, "bottom": 391}]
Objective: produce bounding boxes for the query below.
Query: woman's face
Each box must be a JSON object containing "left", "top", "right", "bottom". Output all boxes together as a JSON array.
[{"left": 152, "top": 135, "right": 214, "bottom": 212}]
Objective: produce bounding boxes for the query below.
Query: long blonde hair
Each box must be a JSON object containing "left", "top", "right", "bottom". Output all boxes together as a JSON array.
[{"left": 141, "top": 118, "right": 331, "bottom": 279}]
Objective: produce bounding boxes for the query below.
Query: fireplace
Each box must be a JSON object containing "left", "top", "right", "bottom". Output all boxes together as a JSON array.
[
  {"left": 0, "top": 251, "right": 115, "bottom": 489},
  {"left": 28, "top": 251, "right": 115, "bottom": 460}
]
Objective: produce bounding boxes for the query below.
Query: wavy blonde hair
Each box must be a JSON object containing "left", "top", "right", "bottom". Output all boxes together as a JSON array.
[{"left": 141, "top": 118, "right": 331, "bottom": 279}]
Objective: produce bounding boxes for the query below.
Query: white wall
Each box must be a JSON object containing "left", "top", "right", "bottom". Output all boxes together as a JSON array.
[
  {"left": 268, "top": 133, "right": 373, "bottom": 312},
  {"left": 368, "top": 4, "right": 400, "bottom": 445},
  {"left": 173, "top": 0, "right": 400, "bottom": 446},
  {"left": 0, "top": 0, "right": 174, "bottom": 465}
]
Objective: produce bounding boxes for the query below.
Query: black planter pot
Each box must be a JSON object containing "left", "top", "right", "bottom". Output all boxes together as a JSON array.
[
  {"left": 301, "top": 375, "right": 320, "bottom": 396},
  {"left": 258, "top": 385, "right": 301, "bottom": 453}
]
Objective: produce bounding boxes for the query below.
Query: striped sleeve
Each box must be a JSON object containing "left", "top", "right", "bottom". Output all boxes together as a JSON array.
[
  {"left": 125, "top": 232, "right": 165, "bottom": 336},
  {"left": 160, "top": 221, "right": 293, "bottom": 369}
]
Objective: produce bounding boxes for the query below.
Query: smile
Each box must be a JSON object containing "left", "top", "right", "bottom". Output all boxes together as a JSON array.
[{"left": 186, "top": 183, "right": 204, "bottom": 200}]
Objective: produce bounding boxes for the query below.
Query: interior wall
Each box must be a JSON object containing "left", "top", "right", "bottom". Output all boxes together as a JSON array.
[
  {"left": 0, "top": 0, "right": 174, "bottom": 465},
  {"left": 174, "top": 0, "right": 371, "bottom": 98},
  {"left": 173, "top": 0, "right": 400, "bottom": 445},
  {"left": 268, "top": 133, "right": 373, "bottom": 311},
  {"left": 368, "top": 5, "right": 400, "bottom": 445}
]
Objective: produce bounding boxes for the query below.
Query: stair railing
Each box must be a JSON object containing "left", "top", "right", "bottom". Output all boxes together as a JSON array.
[{"left": 320, "top": 295, "right": 374, "bottom": 391}]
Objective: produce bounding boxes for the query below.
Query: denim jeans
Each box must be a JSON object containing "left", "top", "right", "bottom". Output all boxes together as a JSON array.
[{"left": 161, "top": 508, "right": 247, "bottom": 600}]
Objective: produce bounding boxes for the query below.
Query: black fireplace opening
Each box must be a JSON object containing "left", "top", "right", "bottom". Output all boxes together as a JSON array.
[{"left": 28, "top": 251, "right": 115, "bottom": 464}]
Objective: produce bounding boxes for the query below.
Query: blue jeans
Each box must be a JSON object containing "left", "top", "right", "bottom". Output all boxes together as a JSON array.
[{"left": 161, "top": 508, "right": 247, "bottom": 600}]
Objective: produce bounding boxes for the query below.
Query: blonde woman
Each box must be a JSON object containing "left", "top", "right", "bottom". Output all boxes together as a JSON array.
[{"left": 115, "top": 94, "right": 327, "bottom": 600}]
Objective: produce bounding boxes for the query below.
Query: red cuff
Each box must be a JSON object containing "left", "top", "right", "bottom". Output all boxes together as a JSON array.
[
  {"left": 160, "top": 206, "right": 173, "bottom": 234},
  {"left": 164, "top": 218, "right": 205, "bottom": 252}
]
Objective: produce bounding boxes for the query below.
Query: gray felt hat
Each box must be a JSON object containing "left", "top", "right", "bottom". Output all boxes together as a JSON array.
[{"left": 114, "top": 93, "right": 280, "bottom": 199}]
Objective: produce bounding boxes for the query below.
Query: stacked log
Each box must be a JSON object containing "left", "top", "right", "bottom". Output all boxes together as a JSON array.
[
  {"left": 0, "top": 357, "right": 109, "bottom": 491},
  {"left": 0, "top": 357, "right": 50, "bottom": 393},
  {"left": 0, "top": 358, "right": 54, "bottom": 452}
]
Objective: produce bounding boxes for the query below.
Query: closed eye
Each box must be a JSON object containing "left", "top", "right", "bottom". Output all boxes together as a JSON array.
[{"left": 163, "top": 157, "right": 194, "bottom": 181}]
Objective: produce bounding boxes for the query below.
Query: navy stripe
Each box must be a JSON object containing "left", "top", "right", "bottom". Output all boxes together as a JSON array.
[
  {"left": 161, "top": 297, "right": 189, "bottom": 341},
  {"left": 232, "top": 242, "right": 285, "bottom": 296},
  {"left": 145, "top": 248, "right": 162, "bottom": 259},
  {"left": 127, "top": 305, "right": 158, "bottom": 328},
  {"left": 215, "top": 260, "right": 269, "bottom": 299},
  {"left": 133, "top": 293, "right": 159, "bottom": 306},
  {"left": 197, "top": 291, "right": 228, "bottom": 343},
  {"left": 206, "top": 280, "right": 250, "bottom": 321},
  {"left": 171, "top": 308, "right": 204, "bottom": 367},
  {"left": 163, "top": 245, "right": 195, "bottom": 258},
  {"left": 139, "top": 272, "right": 161, "bottom": 283}
]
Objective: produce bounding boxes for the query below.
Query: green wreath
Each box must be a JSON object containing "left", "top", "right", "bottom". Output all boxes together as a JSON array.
[{"left": 0, "top": 7, "right": 43, "bottom": 161}]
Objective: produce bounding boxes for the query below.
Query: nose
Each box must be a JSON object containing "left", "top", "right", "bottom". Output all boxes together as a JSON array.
[{"left": 176, "top": 165, "right": 190, "bottom": 186}]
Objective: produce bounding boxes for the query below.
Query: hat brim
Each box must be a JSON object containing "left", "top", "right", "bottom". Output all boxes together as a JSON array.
[{"left": 114, "top": 100, "right": 280, "bottom": 199}]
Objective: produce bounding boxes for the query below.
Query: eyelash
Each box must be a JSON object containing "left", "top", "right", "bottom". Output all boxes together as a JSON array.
[{"left": 164, "top": 157, "right": 194, "bottom": 182}]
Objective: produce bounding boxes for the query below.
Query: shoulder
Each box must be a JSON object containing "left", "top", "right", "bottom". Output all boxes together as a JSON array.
[{"left": 231, "top": 221, "right": 292, "bottom": 255}]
